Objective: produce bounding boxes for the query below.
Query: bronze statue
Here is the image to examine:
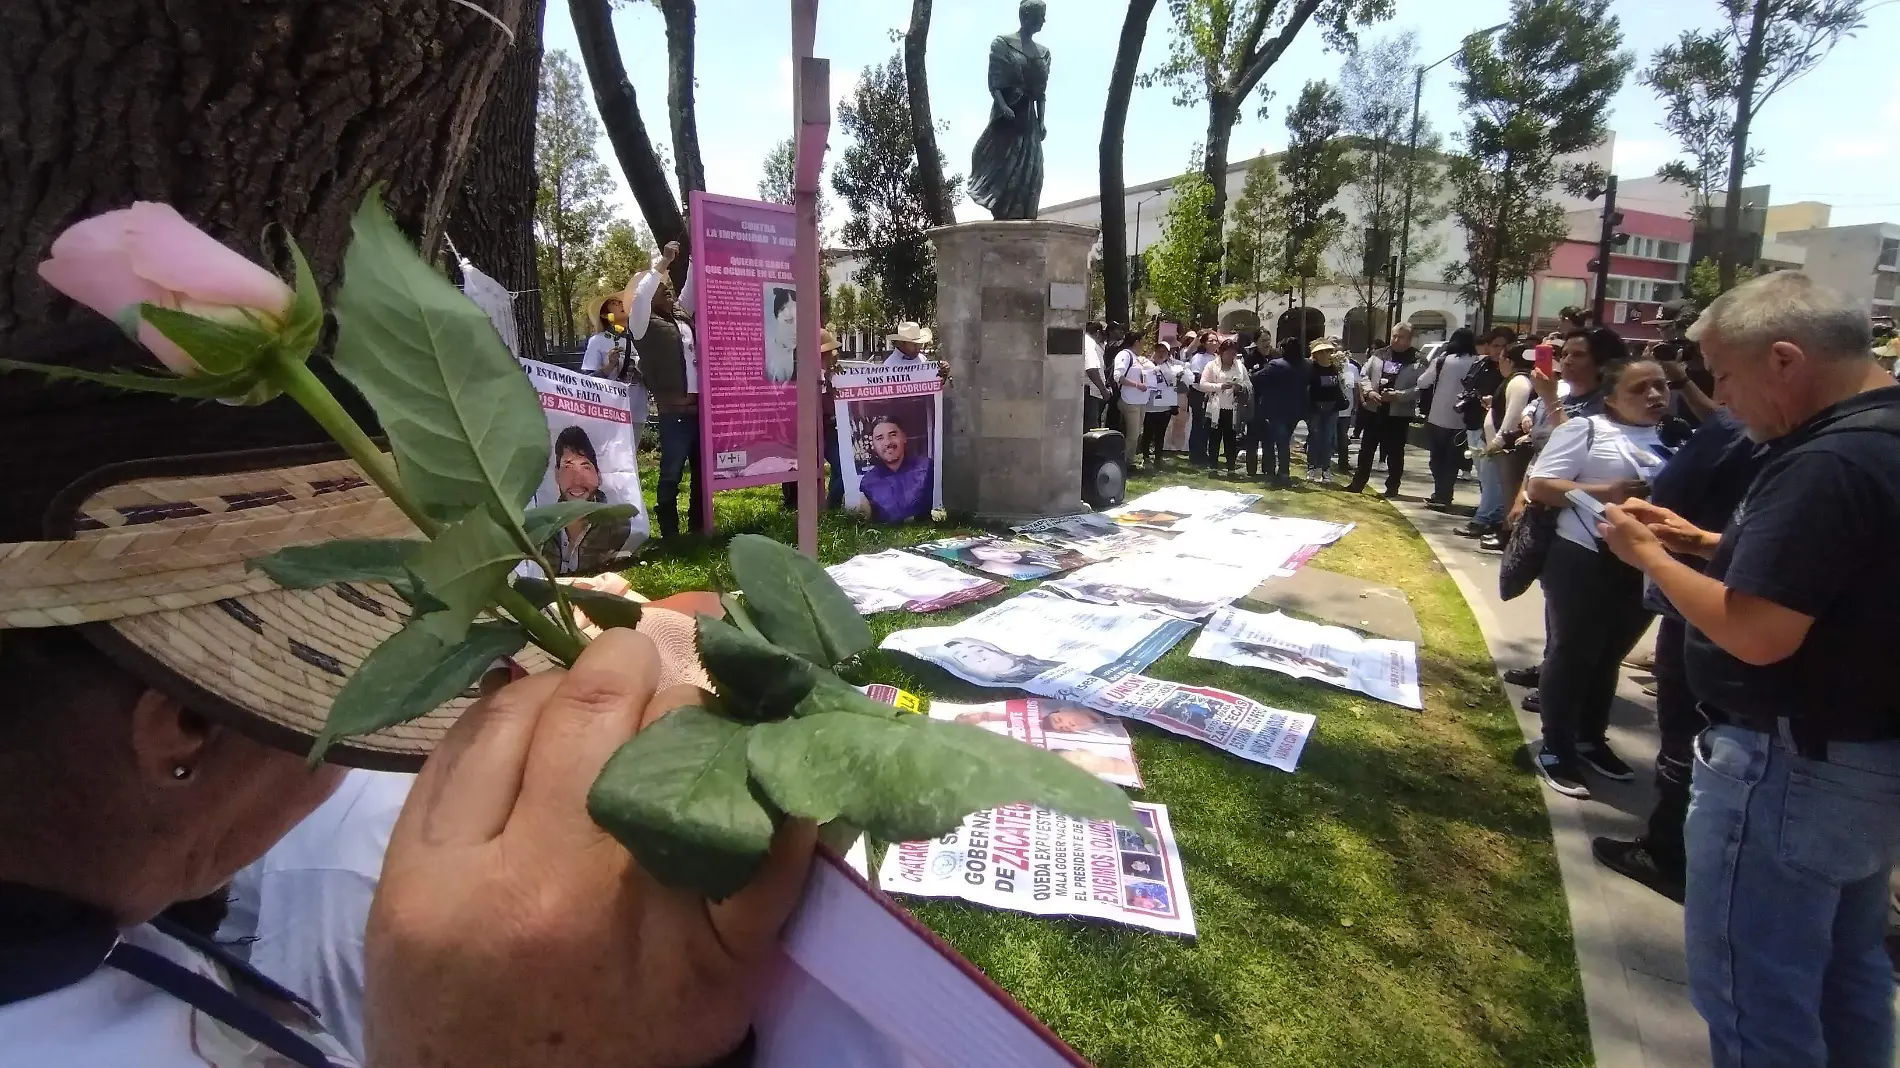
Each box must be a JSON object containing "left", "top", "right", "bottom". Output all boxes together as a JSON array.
[{"left": 969, "top": 0, "right": 1050, "bottom": 221}]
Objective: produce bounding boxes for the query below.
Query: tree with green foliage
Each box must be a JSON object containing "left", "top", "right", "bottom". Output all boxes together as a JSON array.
[
  {"left": 594, "top": 218, "right": 654, "bottom": 293},
  {"left": 1143, "top": 0, "right": 1392, "bottom": 274},
  {"left": 832, "top": 55, "right": 963, "bottom": 326},
  {"left": 760, "top": 136, "right": 833, "bottom": 230},
  {"left": 1270, "top": 80, "right": 1352, "bottom": 306},
  {"left": 1644, "top": 0, "right": 1866, "bottom": 288},
  {"left": 535, "top": 50, "right": 617, "bottom": 349},
  {"left": 1145, "top": 173, "right": 1221, "bottom": 324},
  {"left": 1443, "top": 0, "right": 1632, "bottom": 329},
  {"left": 1222, "top": 154, "right": 1280, "bottom": 323},
  {"left": 1337, "top": 32, "right": 1446, "bottom": 319},
  {"left": 834, "top": 281, "right": 861, "bottom": 332},
  {"left": 1686, "top": 254, "right": 1757, "bottom": 304}
]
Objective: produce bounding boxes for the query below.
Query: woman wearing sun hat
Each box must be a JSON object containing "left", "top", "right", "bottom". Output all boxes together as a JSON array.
[{"left": 0, "top": 315, "right": 812, "bottom": 1067}]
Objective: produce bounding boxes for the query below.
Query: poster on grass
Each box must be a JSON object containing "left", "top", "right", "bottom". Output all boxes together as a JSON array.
[
  {"left": 1104, "top": 486, "right": 1262, "bottom": 532},
  {"left": 517, "top": 358, "right": 648, "bottom": 573},
  {"left": 688, "top": 191, "right": 801, "bottom": 498},
  {"left": 1192, "top": 607, "right": 1422, "bottom": 710},
  {"left": 824, "top": 550, "right": 1005, "bottom": 615},
  {"left": 880, "top": 589, "right": 1194, "bottom": 693},
  {"left": 877, "top": 802, "right": 1196, "bottom": 938},
  {"left": 1030, "top": 666, "right": 1315, "bottom": 774},
  {"left": 927, "top": 697, "right": 1142, "bottom": 788},
  {"left": 911, "top": 534, "right": 1091, "bottom": 581},
  {"left": 830, "top": 360, "right": 944, "bottom": 523}
]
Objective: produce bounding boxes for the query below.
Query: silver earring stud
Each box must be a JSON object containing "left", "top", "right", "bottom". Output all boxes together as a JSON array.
[{"left": 171, "top": 765, "right": 192, "bottom": 781}]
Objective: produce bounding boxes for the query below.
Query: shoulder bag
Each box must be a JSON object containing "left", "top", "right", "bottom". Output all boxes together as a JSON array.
[{"left": 1499, "top": 417, "right": 1597, "bottom": 601}]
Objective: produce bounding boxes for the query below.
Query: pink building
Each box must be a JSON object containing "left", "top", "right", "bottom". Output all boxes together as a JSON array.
[{"left": 1498, "top": 205, "right": 1693, "bottom": 340}]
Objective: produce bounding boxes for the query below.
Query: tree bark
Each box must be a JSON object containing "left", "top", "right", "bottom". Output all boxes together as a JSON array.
[
  {"left": 569, "top": 0, "right": 687, "bottom": 289},
  {"left": 656, "top": 0, "right": 705, "bottom": 210},
  {"left": 1100, "top": 0, "right": 1159, "bottom": 329},
  {"left": 0, "top": 0, "right": 521, "bottom": 337},
  {"left": 1720, "top": 0, "right": 1773, "bottom": 292},
  {"left": 449, "top": 0, "right": 548, "bottom": 360},
  {"left": 905, "top": 0, "right": 954, "bottom": 228},
  {"left": 1196, "top": 96, "right": 1238, "bottom": 323}
]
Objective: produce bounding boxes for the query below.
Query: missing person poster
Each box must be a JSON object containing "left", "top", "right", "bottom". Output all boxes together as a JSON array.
[
  {"left": 688, "top": 191, "right": 801, "bottom": 497},
  {"left": 1191, "top": 607, "right": 1422, "bottom": 709},
  {"left": 1104, "top": 486, "right": 1262, "bottom": 532},
  {"left": 824, "top": 550, "right": 1005, "bottom": 615},
  {"left": 831, "top": 360, "right": 945, "bottom": 523},
  {"left": 1029, "top": 667, "right": 1315, "bottom": 774},
  {"left": 911, "top": 535, "right": 1091, "bottom": 581},
  {"left": 880, "top": 589, "right": 1194, "bottom": 692},
  {"left": 1012, "top": 512, "right": 1166, "bottom": 563},
  {"left": 1043, "top": 551, "right": 1259, "bottom": 620},
  {"left": 517, "top": 359, "right": 649, "bottom": 573},
  {"left": 877, "top": 802, "right": 1196, "bottom": 938},
  {"left": 929, "top": 698, "right": 1142, "bottom": 788}
]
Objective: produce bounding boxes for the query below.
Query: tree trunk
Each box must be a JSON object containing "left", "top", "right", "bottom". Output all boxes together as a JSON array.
[
  {"left": 905, "top": 0, "right": 954, "bottom": 228},
  {"left": 569, "top": 0, "right": 687, "bottom": 290},
  {"left": 1720, "top": 0, "right": 1773, "bottom": 292},
  {"left": 1100, "top": 0, "right": 1158, "bottom": 329},
  {"left": 449, "top": 0, "right": 547, "bottom": 360},
  {"left": 656, "top": 0, "right": 705, "bottom": 216},
  {"left": 1197, "top": 96, "right": 1238, "bottom": 324},
  {"left": 0, "top": 0, "right": 522, "bottom": 337}
]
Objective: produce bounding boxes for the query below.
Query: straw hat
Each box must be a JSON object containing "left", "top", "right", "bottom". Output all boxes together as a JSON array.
[
  {"left": 584, "top": 288, "right": 629, "bottom": 336},
  {"left": 0, "top": 325, "right": 705, "bottom": 771},
  {"left": 819, "top": 327, "right": 840, "bottom": 354},
  {"left": 886, "top": 321, "right": 934, "bottom": 345}
]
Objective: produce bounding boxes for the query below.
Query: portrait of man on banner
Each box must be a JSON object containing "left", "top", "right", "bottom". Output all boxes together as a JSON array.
[
  {"left": 518, "top": 358, "right": 650, "bottom": 575},
  {"left": 853, "top": 406, "right": 934, "bottom": 523}
]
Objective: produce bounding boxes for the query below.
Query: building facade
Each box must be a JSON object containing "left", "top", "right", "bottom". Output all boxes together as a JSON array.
[{"left": 1773, "top": 222, "right": 1900, "bottom": 319}]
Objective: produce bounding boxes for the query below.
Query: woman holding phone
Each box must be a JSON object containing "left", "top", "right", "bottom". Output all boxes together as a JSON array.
[{"left": 1523, "top": 358, "right": 1674, "bottom": 799}]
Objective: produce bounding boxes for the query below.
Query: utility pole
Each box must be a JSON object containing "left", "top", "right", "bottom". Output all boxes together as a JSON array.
[{"left": 1588, "top": 175, "right": 1627, "bottom": 328}]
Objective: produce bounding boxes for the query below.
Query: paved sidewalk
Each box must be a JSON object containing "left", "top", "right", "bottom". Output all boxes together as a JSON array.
[{"left": 1365, "top": 454, "right": 1711, "bottom": 1068}]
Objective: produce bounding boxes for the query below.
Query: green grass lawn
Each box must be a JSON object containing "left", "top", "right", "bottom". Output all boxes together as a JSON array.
[{"left": 625, "top": 455, "right": 1589, "bottom": 1068}]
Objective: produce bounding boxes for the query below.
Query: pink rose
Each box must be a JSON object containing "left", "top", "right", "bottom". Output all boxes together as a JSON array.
[{"left": 38, "top": 203, "right": 294, "bottom": 375}]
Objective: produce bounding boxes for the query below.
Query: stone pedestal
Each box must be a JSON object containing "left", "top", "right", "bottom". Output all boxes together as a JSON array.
[{"left": 930, "top": 219, "right": 1099, "bottom": 523}]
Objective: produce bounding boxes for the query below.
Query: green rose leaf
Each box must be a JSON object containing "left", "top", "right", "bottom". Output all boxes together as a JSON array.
[
  {"left": 792, "top": 671, "right": 904, "bottom": 721},
  {"left": 565, "top": 587, "right": 643, "bottom": 630},
  {"left": 522, "top": 501, "right": 641, "bottom": 547},
  {"left": 510, "top": 577, "right": 558, "bottom": 609},
  {"left": 726, "top": 533, "right": 872, "bottom": 666},
  {"left": 281, "top": 233, "right": 324, "bottom": 361},
  {"left": 139, "top": 304, "right": 279, "bottom": 378},
  {"left": 587, "top": 706, "right": 777, "bottom": 900},
  {"left": 309, "top": 620, "right": 526, "bottom": 764},
  {"left": 332, "top": 188, "right": 547, "bottom": 526},
  {"left": 0, "top": 359, "right": 272, "bottom": 401},
  {"left": 695, "top": 614, "right": 819, "bottom": 721},
  {"left": 746, "top": 711, "right": 1138, "bottom": 843},
  {"left": 250, "top": 538, "right": 424, "bottom": 589},
  {"left": 407, "top": 507, "right": 525, "bottom": 643}
]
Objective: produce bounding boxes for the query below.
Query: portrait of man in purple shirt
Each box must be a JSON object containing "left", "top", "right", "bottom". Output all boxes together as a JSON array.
[{"left": 857, "top": 414, "right": 934, "bottom": 523}]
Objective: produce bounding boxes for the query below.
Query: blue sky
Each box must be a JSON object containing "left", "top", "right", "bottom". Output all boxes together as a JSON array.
[{"left": 540, "top": 0, "right": 1900, "bottom": 231}]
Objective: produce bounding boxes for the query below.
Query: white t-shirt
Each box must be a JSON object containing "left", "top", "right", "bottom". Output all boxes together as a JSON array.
[
  {"left": 217, "top": 769, "right": 412, "bottom": 1064},
  {"left": 1110, "top": 348, "right": 1151, "bottom": 406},
  {"left": 1084, "top": 334, "right": 1105, "bottom": 399},
  {"left": 0, "top": 922, "right": 361, "bottom": 1068},
  {"left": 1150, "top": 359, "right": 1183, "bottom": 411},
  {"left": 1528, "top": 415, "right": 1669, "bottom": 550},
  {"left": 883, "top": 348, "right": 925, "bottom": 367},
  {"left": 581, "top": 331, "right": 615, "bottom": 373}
]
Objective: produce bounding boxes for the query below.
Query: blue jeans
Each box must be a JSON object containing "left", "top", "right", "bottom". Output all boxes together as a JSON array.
[
  {"left": 1473, "top": 433, "right": 1505, "bottom": 526},
  {"left": 655, "top": 412, "right": 706, "bottom": 538},
  {"left": 1259, "top": 416, "right": 1298, "bottom": 480},
  {"left": 1305, "top": 408, "right": 1338, "bottom": 475},
  {"left": 1686, "top": 725, "right": 1900, "bottom": 1067}
]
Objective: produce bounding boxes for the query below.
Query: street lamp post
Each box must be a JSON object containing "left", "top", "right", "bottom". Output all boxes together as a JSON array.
[
  {"left": 1130, "top": 190, "right": 1163, "bottom": 320},
  {"left": 1395, "top": 23, "right": 1507, "bottom": 336}
]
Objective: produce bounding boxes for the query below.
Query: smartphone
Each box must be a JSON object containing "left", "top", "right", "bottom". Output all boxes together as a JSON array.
[
  {"left": 1533, "top": 344, "right": 1555, "bottom": 377},
  {"left": 1565, "top": 488, "right": 1608, "bottom": 523}
]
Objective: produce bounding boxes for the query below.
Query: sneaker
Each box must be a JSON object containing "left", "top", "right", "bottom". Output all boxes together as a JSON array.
[
  {"left": 1576, "top": 741, "right": 1636, "bottom": 781},
  {"left": 1502, "top": 665, "right": 1540, "bottom": 687},
  {"left": 1536, "top": 747, "right": 1591, "bottom": 799},
  {"left": 1623, "top": 651, "right": 1656, "bottom": 672},
  {"left": 1592, "top": 837, "right": 1685, "bottom": 904},
  {"left": 1426, "top": 499, "right": 1453, "bottom": 511},
  {"left": 1520, "top": 690, "right": 1541, "bottom": 713},
  {"left": 1478, "top": 532, "right": 1506, "bottom": 552},
  {"left": 1451, "top": 522, "right": 1495, "bottom": 538},
  {"left": 1381, "top": 488, "right": 1401, "bottom": 499}
]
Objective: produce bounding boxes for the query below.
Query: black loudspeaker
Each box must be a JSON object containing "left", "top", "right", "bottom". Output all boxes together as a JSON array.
[{"left": 1082, "top": 429, "right": 1127, "bottom": 509}]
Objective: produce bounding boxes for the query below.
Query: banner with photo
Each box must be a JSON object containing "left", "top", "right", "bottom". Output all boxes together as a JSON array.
[
  {"left": 1012, "top": 512, "right": 1167, "bottom": 563},
  {"left": 831, "top": 360, "right": 945, "bottom": 524},
  {"left": 825, "top": 550, "right": 1005, "bottom": 615},
  {"left": 517, "top": 358, "right": 649, "bottom": 573},
  {"left": 688, "top": 192, "right": 801, "bottom": 494},
  {"left": 927, "top": 697, "right": 1142, "bottom": 788},
  {"left": 1192, "top": 607, "right": 1422, "bottom": 709},
  {"left": 1104, "top": 486, "right": 1262, "bottom": 532},
  {"left": 1028, "top": 666, "right": 1315, "bottom": 774},
  {"left": 877, "top": 802, "right": 1196, "bottom": 938},
  {"left": 880, "top": 589, "right": 1194, "bottom": 692},
  {"left": 1043, "top": 551, "right": 1260, "bottom": 620},
  {"left": 911, "top": 534, "right": 1092, "bottom": 581}
]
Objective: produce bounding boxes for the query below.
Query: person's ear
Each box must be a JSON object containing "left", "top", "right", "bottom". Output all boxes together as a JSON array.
[
  {"left": 1767, "top": 340, "right": 1804, "bottom": 381},
  {"left": 127, "top": 688, "right": 215, "bottom": 789}
]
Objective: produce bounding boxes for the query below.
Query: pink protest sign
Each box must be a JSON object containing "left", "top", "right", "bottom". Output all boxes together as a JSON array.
[{"left": 689, "top": 191, "right": 802, "bottom": 521}]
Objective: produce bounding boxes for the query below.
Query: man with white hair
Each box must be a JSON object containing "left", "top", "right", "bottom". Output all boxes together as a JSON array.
[{"left": 1598, "top": 272, "right": 1900, "bottom": 1067}]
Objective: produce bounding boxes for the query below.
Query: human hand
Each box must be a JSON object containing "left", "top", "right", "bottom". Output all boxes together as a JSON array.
[
  {"left": 1597, "top": 503, "right": 1669, "bottom": 570},
  {"left": 366, "top": 630, "right": 817, "bottom": 1068},
  {"left": 1530, "top": 367, "right": 1559, "bottom": 402},
  {"left": 996, "top": 104, "right": 1016, "bottom": 122},
  {"left": 1618, "top": 499, "right": 1720, "bottom": 558},
  {"left": 659, "top": 240, "right": 681, "bottom": 267},
  {"left": 1600, "top": 477, "right": 1651, "bottom": 504}
]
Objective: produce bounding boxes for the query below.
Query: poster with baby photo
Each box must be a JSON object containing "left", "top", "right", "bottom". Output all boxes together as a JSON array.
[
  {"left": 831, "top": 360, "right": 944, "bottom": 524},
  {"left": 518, "top": 358, "right": 649, "bottom": 574}
]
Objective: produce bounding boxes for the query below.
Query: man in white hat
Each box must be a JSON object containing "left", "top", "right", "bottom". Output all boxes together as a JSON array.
[{"left": 884, "top": 321, "right": 933, "bottom": 366}]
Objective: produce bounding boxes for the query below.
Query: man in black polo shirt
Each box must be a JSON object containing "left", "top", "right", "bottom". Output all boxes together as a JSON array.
[{"left": 1598, "top": 272, "right": 1900, "bottom": 1066}]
